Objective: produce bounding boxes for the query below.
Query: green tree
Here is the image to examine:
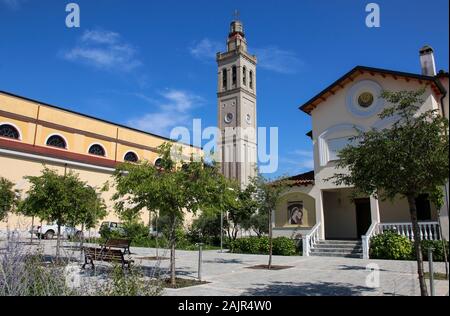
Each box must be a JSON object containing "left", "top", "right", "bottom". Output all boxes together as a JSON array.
[
  {"left": 112, "top": 143, "right": 221, "bottom": 286},
  {"left": 67, "top": 184, "right": 108, "bottom": 232},
  {"left": 328, "top": 89, "right": 449, "bottom": 296},
  {"left": 246, "top": 210, "right": 269, "bottom": 238},
  {"left": 21, "top": 168, "right": 107, "bottom": 259},
  {"left": 251, "top": 175, "right": 289, "bottom": 269},
  {"left": 221, "top": 179, "right": 258, "bottom": 242},
  {"left": 0, "top": 177, "right": 19, "bottom": 222},
  {"left": 67, "top": 183, "right": 107, "bottom": 255}
]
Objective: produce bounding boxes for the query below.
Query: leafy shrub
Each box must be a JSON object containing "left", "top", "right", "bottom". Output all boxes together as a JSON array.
[
  {"left": 370, "top": 230, "right": 413, "bottom": 260},
  {"left": 230, "top": 236, "right": 298, "bottom": 256},
  {"left": 420, "top": 240, "right": 449, "bottom": 262},
  {"left": 98, "top": 265, "right": 163, "bottom": 296},
  {"left": 187, "top": 213, "right": 222, "bottom": 246},
  {"left": 272, "top": 237, "right": 297, "bottom": 256},
  {"left": 123, "top": 221, "right": 149, "bottom": 241},
  {"left": 230, "top": 237, "right": 261, "bottom": 254},
  {"left": 99, "top": 224, "right": 125, "bottom": 240}
]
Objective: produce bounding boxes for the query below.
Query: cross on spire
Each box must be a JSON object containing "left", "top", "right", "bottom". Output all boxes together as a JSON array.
[{"left": 233, "top": 9, "right": 240, "bottom": 21}]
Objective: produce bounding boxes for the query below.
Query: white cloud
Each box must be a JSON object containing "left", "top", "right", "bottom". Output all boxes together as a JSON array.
[
  {"left": 253, "top": 46, "right": 304, "bottom": 74},
  {"left": 0, "top": 0, "right": 23, "bottom": 10},
  {"left": 189, "top": 38, "right": 224, "bottom": 61},
  {"left": 81, "top": 30, "right": 120, "bottom": 45},
  {"left": 293, "top": 149, "right": 313, "bottom": 158},
  {"left": 62, "top": 29, "right": 142, "bottom": 72},
  {"left": 280, "top": 149, "right": 314, "bottom": 175},
  {"left": 127, "top": 89, "right": 205, "bottom": 136}
]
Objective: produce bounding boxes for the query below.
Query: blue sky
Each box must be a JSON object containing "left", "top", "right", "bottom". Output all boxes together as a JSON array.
[{"left": 0, "top": 0, "right": 448, "bottom": 177}]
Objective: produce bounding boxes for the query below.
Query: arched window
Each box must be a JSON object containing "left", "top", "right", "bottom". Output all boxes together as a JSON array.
[
  {"left": 0, "top": 124, "right": 20, "bottom": 140},
  {"left": 124, "top": 151, "right": 138, "bottom": 163},
  {"left": 154, "top": 158, "right": 163, "bottom": 168},
  {"left": 88, "top": 144, "right": 106, "bottom": 157},
  {"left": 249, "top": 71, "right": 254, "bottom": 89},
  {"left": 222, "top": 69, "right": 227, "bottom": 89},
  {"left": 242, "top": 66, "right": 247, "bottom": 86},
  {"left": 232, "top": 66, "right": 237, "bottom": 85},
  {"left": 46, "top": 135, "right": 67, "bottom": 149}
]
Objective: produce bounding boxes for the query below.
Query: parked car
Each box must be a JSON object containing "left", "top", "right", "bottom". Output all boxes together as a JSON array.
[
  {"left": 29, "top": 223, "right": 83, "bottom": 240},
  {"left": 99, "top": 221, "right": 126, "bottom": 236}
]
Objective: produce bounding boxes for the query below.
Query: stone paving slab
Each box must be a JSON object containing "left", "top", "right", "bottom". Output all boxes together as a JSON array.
[
  {"left": 127, "top": 247, "right": 448, "bottom": 296},
  {"left": 2, "top": 240, "right": 448, "bottom": 296}
]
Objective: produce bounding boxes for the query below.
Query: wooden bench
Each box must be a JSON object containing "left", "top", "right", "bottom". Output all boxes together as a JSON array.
[
  {"left": 82, "top": 247, "right": 134, "bottom": 270},
  {"left": 101, "top": 239, "right": 132, "bottom": 255}
]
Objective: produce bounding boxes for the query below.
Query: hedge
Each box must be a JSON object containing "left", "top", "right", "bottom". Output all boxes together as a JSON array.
[
  {"left": 370, "top": 231, "right": 449, "bottom": 262},
  {"left": 229, "top": 236, "right": 300, "bottom": 256}
]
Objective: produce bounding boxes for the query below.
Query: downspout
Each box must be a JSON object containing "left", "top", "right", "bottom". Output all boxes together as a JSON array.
[
  {"left": 439, "top": 89, "right": 449, "bottom": 223},
  {"left": 438, "top": 85, "right": 449, "bottom": 278}
]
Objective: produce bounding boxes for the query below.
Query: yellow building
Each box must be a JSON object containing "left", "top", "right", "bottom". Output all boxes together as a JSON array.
[{"left": 0, "top": 90, "right": 202, "bottom": 233}]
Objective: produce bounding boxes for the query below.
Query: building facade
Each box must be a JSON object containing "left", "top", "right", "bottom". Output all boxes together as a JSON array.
[
  {"left": 273, "top": 47, "right": 449, "bottom": 258},
  {"left": 0, "top": 90, "right": 202, "bottom": 234},
  {"left": 217, "top": 18, "right": 258, "bottom": 188}
]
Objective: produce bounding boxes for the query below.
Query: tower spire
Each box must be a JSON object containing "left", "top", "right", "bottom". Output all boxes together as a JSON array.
[{"left": 227, "top": 12, "right": 247, "bottom": 52}]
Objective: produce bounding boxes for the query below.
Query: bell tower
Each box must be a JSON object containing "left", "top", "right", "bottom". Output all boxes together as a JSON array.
[{"left": 217, "top": 15, "right": 258, "bottom": 187}]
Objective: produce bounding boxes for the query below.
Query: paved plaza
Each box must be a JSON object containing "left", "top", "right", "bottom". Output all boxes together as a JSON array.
[{"left": 4, "top": 239, "right": 447, "bottom": 297}]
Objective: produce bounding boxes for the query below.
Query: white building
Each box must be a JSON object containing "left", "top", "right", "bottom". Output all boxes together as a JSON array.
[{"left": 273, "top": 46, "right": 449, "bottom": 259}]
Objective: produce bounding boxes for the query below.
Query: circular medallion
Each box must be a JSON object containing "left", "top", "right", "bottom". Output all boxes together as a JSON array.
[
  {"left": 346, "top": 80, "right": 384, "bottom": 118},
  {"left": 224, "top": 113, "right": 233, "bottom": 124},
  {"left": 358, "top": 92, "right": 374, "bottom": 108},
  {"left": 246, "top": 114, "right": 251, "bottom": 124}
]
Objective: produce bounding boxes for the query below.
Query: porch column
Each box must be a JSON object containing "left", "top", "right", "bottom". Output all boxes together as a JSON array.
[
  {"left": 315, "top": 189, "right": 325, "bottom": 239},
  {"left": 439, "top": 183, "right": 449, "bottom": 240},
  {"left": 369, "top": 195, "right": 380, "bottom": 224}
]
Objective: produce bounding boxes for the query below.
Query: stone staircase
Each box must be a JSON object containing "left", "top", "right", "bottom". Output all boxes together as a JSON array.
[{"left": 310, "top": 240, "right": 363, "bottom": 258}]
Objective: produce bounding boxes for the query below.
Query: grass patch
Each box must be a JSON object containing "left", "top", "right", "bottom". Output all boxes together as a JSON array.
[{"left": 424, "top": 272, "right": 449, "bottom": 280}]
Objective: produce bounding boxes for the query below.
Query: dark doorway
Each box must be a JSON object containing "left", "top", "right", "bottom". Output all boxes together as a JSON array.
[
  {"left": 355, "top": 198, "right": 372, "bottom": 239},
  {"left": 416, "top": 194, "right": 432, "bottom": 221}
]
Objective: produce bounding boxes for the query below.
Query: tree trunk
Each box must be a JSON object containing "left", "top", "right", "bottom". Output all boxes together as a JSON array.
[
  {"left": 155, "top": 214, "right": 159, "bottom": 258},
  {"left": 30, "top": 216, "right": 34, "bottom": 244},
  {"left": 79, "top": 223, "right": 85, "bottom": 262},
  {"left": 148, "top": 211, "right": 152, "bottom": 238},
  {"left": 56, "top": 224, "right": 61, "bottom": 261},
  {"left": 268, "top": 208, "right": 273, "bottom": 270},
  {"left": 407, "top": 194, "right": 428, "bottom": 296},
  {"left": 170, "top": 216, "right": 177, "bottom": 287}
]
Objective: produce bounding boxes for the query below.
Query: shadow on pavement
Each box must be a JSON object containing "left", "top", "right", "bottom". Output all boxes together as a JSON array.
[{"left": 242, "top": 281, "right": 378, "bottom": 296}]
